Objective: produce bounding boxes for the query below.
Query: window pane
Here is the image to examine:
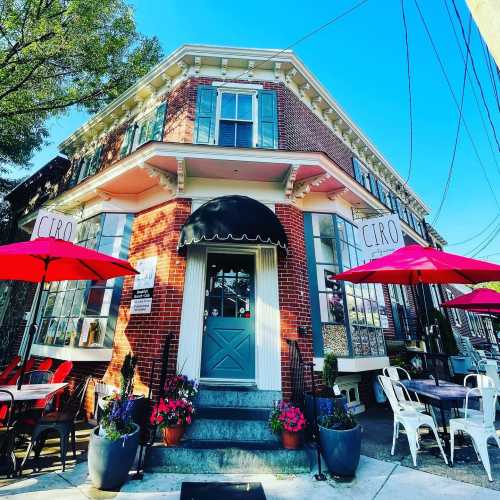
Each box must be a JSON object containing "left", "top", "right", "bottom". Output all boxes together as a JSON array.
[
  {"left": 314, "top": 237, "right": 335, "bottom": 263},
  {"left": 99, "top": 236, "right": 121, "bottom": 257},
  {"left": 197, "top": 117, "right": 212, "bottom": 144},
  {"left": 221, "top": 93, "right": 236, "bottom": 119},
  {"left": 237, "top": 94, "right": 252, "bottom": 120},
  {"left": 312, "top": 214, "right": 334, "bottom": 237},
  {"left": 102, "top": 214, "right": 126, "bottom": 237},
  {"left": 85, "top": 287, "right": 105, "bottom": 316},
  {"left": 218, "top": 121, "right": 236, "bottom": 146},
  {"left": 236, "top": 122, "right": 252, "bottom": 147}
]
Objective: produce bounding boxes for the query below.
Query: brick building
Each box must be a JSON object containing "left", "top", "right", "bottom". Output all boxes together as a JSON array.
[{"left": 2, "top": 45, "right": 494, "bottom": 416}]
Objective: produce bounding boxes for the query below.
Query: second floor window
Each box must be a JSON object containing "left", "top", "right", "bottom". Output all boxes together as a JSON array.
[
  {"left": 218, "top": 92, "right": 254, "bottom": 147},
  {"left": 194, "top": 85, "right": 278, "bottom": 149}
]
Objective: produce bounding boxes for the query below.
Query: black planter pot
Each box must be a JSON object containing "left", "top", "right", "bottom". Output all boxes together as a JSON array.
[
  {"left": 304, "top": 393, "right": 347, "bottom": 424},
  {"left": 88, "top": 423, "right": 140, "bottom": 490},
  {"left": 319, "top": 423, "right": 361, "bottom": 477}
]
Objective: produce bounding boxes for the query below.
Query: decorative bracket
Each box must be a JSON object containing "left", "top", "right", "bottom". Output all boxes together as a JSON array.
[
  {"left": 274, "top": 62, "right": 282, "bottom": 80},
  {"left": 285, "top": 68, "right": 297, "bottom": 84},
  {"left": 247, "top": 60, "right": 255, "bottom": 79},
  {"left": 176, "top": 157, "right": 186, "bottom": 194},
  {"left": 221, "top": 58, "right": 228, "bottom": 76},
  {"left": 283, "top": 164, "right": 299, "bottom": 199},
  {"left": 177, "top": 60, "right": 189, "bottom": 77},
  {"left": 292, "top": 173, "right": 330, "bottom": 200},
  {"left": 327, "top": 187, "right": 348, "bottom": 201},
  {"left": 311, "top": 96, "right": 323, "bottom": 110},
  {"left": 298, "top": 83, "right": 311, "bottom": 99},
  {"left": 194, "top": 56, "right": 202, "bottom": 74},
  {"left": 140, "top": 163, "right": 177, "bottom": 194}
]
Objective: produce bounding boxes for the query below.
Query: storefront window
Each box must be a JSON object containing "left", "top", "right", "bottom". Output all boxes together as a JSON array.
[
  {"left": 306, "top": 213, "right": 387, "bottom": 358},
  {"left": 35, "top": 213, "right": 133, "bottom": 349},
  {"left": 388, "top": 285, "right": 412, "bottom": 340}
]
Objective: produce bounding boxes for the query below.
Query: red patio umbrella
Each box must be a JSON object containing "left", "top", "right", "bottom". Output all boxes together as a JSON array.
[
  {"left": 0, "top": 237, "right": 137, "bottom": 389},
  {"left": 441, "top": 287, "right": 500, "bottom": 312},
  {"left": 335, "top": 245, "right": 500, "bottom": 285}
]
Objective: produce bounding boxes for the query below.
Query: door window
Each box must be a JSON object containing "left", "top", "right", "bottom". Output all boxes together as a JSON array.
[{"left": 204, "top": 254, "right": 253, "bottom": 319}]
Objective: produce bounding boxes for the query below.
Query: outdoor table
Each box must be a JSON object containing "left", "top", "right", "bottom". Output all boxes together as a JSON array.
[
  {"left": 401, "top": 379, "right": 476, "bottom": 460},
  {"left": 0, "top": 383, "right": 68, "bottom": 402}
]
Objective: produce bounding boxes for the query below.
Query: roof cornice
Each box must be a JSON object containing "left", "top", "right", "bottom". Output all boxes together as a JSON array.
[{"left": 58, "top": 43, "right": 429, "bottom": 216}]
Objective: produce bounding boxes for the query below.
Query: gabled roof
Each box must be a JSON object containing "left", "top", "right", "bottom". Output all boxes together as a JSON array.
[{"left": 58, "top": 44, "right": 433, "bottom": 220}]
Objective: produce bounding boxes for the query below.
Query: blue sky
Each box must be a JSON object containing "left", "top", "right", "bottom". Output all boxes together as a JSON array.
[{"left": 26, "top": 0, "right": 500, "bottom": 261}]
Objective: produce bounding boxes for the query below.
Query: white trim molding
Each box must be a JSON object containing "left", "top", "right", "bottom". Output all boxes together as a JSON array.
[
  {"left": 176, "top": 243, "right": 281, "bottom": 390},
  {"left": 30, "top": 344, "right": 113, "bottom": 362}
]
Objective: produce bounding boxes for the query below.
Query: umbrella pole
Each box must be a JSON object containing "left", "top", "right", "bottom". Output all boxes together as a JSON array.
[{"left": 17, "top": 272, "right": 47, "bottom": 390}]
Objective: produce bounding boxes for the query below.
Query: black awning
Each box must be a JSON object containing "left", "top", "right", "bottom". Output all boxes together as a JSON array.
[{"left": 178, "top": 195, "right": 288, "bottom": 254}]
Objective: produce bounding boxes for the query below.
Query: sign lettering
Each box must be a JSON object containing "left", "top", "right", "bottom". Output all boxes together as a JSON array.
[
  {"left": 31, "top": 209, "right": 77, "bottom": 242},
  {"left": 358, "top": 214, "right": 404, "bottom": 262}
]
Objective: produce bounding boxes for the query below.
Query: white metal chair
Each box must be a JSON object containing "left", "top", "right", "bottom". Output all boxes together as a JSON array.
[
  {"left": 378, "top": 375, "right": 448, "bottom": 467},
  {"left": 382, "top": 366, "right": 426, "bottom": 413},
  {"left": 457, "top": 373, "right": 495, "bottom": 418},
  {"left": 450, "top": 384, "right": 500, "bottom": 481}
]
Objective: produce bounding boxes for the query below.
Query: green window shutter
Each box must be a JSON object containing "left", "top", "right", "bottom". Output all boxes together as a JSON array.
[
  {"left": 376, "top": 180, "right": 386, "bottom": 205},
  {"left": 87, "top": 145, "right": 103, "bottom": 177},
  {"left": 77, "top": 155, "right": 90, "bottom": 183},
  {"left": 68, "top": 158, "right": 83, "bottom": 187},
  {"left": 119, "top": 124, "right": 135, "bottom": 158},
  {"left": 193, "top": 85, "right": 217, "bottom": 144},
  {"left": 368, "top": 173, "right": 379, "bottom": 198},
  {"left": 150, "top": 102, "right": 167, "bottom": 141},
  {"left": 257, "top": 89, "right": 278, "bottom": 148},
  {"left": 137, "top": 121, "right": 149, "bottom": 146}
]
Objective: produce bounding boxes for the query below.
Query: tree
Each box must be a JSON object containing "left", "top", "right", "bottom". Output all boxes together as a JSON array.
[
  {"left": 475, "top": 282, "right": 500, "bottom": 293},
  {"left": 0, "top": 0, "right": 162, "bottom": 171}
]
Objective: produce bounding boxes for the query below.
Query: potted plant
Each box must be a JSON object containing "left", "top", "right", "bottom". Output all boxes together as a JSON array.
[
  {"left": 318, "top": 403, "right": 361, "bottom": 478},
  {"left": 88, "top": 393, "right": 140, "bottom": 490},
  {"left": 150, "top": 397, "right": 194, "bottom": 446},
  {"left": 269, "top": 401, "right": 307, "bottom": 449},
  {"left": 305, "top": 352, "right": 347, "bottom": 423},
  {"left": 163, "top": 373, "right": 199, "bottom": 400}
]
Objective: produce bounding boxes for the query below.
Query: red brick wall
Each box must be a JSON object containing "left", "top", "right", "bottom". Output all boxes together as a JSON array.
[{"left": 275, "top": 203, "right": 314, "bottom": 400}]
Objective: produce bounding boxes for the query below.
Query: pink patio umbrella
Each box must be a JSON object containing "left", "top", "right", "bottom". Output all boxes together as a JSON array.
[
  {"left": 0, "top": 237, "right": 137, "bottom": 389},
  {"left": 335, "top": 245, "right": 500, "bottom": 382},
  {"left": 441, "top": 287, "right": 500, "bottom": 313}
]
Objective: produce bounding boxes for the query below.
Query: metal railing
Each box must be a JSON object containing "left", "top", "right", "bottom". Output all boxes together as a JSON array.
[{"left": 286, "top": 339, "right": 326, "bottom": 481}]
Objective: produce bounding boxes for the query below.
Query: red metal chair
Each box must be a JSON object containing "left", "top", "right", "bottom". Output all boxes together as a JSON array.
[
  {"left": 51, "top": 361, "right": 73, "bottom": 410},
  {"left": 6, "top": 358, "right": 35, "bottom": 385},
  {"left": 0, "top": 356, "right": 21, "bottom": 385},
  {"left": 37, "top": 359, "right": 53, "bottom": 372}
]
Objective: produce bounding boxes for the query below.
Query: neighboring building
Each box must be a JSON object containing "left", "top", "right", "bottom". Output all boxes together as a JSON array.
[{"left": 2, "top": 45, "right": 492, "bottom": 416}]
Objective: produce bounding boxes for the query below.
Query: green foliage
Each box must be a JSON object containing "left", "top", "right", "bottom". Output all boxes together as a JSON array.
[
  {"left": 120, "top": 352, "right": 137, "bottom": 398},
  {"left": 319, "top": 406, "right": 357, "bottom": 431},
  {"left": 0, "top": 0, "right": 162, "bottom": 170},
  {"left": 476, "top": 282, "right": 500, "bottom": 293},
  {"left": 323, "top": 352, "right": 338, "bottom": 388}
]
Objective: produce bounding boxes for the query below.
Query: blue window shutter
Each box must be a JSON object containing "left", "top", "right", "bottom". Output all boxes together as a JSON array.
[
  {"left": 194, "top": 85, "right": 217, "bottom": 144},
  {"left": 119, "top": 124, "right": 135, "bottom": 158},
  {"left": 151, "top": 102, "right": 167, "bottom": 141},
  {"left": 352, "top": 158, "right": 363, "bottom": 184},
  {"left": 257, "top": 90, "right": 278, "bottom": 148},
  {"left": 368, "top": 173, "right": 379, "bottom": 198},
  {"left": 77, "top": 155, "right": 90, "bottom": 183},
  {"left": 377, "top": 180, "right": 386, "bottom": 205}
]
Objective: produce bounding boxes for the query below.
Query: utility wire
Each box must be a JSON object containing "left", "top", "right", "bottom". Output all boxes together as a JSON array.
[
  {"left": 431, "top": 14, "right": 471, "bottom": 225},
  {"left": 215, "top": 0, "right": 370, "bottom": 91},
  {"left": 469, "top": 224, "right": 500, "bottom": 258},
  {"left": 443, "top": 0, "right": 500, "bottom": 175},
  {"left": 413, "top": 0, "right": 500, "bottom": 211},
  {"left": 477, "top": 27, "right": 500, "bottom": 113},
  {"left": 450, "top": 0, "right": 500, "bottom": 151},
  {"left": 447, "top": 212, "right": 500, "bottom": 246},
  {"left": 400, "top": 0, "right": 413, "bottom": 185},
  {"left": 465, "top": 221, "right": 500, "bottom": 256}
]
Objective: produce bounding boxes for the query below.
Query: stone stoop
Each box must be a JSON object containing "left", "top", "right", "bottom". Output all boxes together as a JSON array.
[{"left": 144, "top": 387, "right": 310, "bottom": 474}]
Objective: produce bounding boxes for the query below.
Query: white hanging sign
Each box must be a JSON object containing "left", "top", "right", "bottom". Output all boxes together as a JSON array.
[
  {"left": 130, "top": 256, "right": 157, "bottom": 315},
  {"left": 358, "top": 213, "right": 404, "bottom": 262},
  {"left": 31, "top": 209, "right": 77, "bottom": 242}
]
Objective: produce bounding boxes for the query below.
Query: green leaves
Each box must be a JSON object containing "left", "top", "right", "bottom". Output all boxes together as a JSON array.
[{"left": 0, "top": 0, "right": 162, "bottom": 168}]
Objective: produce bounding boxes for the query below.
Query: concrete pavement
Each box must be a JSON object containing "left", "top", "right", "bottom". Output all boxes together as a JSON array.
[{"left": 0, "top": 455, "right": 498, "bottom": 500}]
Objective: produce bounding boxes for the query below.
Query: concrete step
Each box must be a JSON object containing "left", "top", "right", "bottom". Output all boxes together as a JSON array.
[
  {"left": 196, "top": 406, "right": 271, "bottom": 421},
  {"left": 145, "top": 440, "right": 310, "bottom": 474},
  {"left": 185, "top": 418, "right": 279, "bottom": 443},
  {"left": 195, "top": 388, "right": 281, "bottom": 409}
]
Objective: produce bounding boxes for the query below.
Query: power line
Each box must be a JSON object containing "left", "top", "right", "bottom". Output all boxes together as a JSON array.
[
  {"left": 450, "top": 0, "right": 500, "bottom": 151},
  {"left": 477, "top": 26, "right": 500, "bottom": 113},
  {"left": 470, "top": 225, "right": 500, "bottom": 258},
  {"left": 443, "top": 0, "right": 500, "bottom": 176},
  {"left": 216, "top": 0, "right": 370, "bottom": 91},
  {"left": 400, "top": 0, "right": 413, "bottom": 184},
  {"left": 431, "top": 14, "right": 471, "bottom": 226},
  {"left": 465, "top": 221, "right": 500, "bottom": 257},
  {"left": 413, "top": 0, "right": 500, "bottom": 211},
  {"left": 447, "top": 212, "right": 500, "bottom": 246}
]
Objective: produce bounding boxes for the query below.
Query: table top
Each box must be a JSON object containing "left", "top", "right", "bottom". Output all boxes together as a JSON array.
[
  {"left": 0, "top": 383, "right": 68, "bottom": 402},
  {"left": 402, "top": 379, "right": 474, "bottom": 401}
]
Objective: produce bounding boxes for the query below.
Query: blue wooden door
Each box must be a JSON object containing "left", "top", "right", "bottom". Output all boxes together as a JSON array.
[{"left": 201, "top": 253, "right": 255, "bottom": 380}]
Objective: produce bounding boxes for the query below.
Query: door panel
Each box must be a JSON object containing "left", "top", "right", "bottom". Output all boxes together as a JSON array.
[{"left": 201, "top": 253, "right": 255, "bottom": 380}]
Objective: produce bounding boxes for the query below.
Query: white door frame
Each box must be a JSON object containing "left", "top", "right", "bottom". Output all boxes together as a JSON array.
[{"left": 176, "top": 243, "right": 281, "bottom": 390}]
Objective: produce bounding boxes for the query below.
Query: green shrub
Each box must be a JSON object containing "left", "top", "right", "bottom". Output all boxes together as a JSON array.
[{"left": 323, "top": 352, "right": 338, "bottom": 388}]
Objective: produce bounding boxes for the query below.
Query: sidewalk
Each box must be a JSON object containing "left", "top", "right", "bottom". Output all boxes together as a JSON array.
[{"left": 0, "top": 455, "right": 498, "bottom": 500}]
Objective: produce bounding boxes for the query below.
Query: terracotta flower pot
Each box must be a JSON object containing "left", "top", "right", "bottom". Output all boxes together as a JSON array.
[
  {"left": 281, "top": 430, "right": 302, "bottom": 449},
  {"left": 163, "top": 424, "right": 185, "bottom": 446}
]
